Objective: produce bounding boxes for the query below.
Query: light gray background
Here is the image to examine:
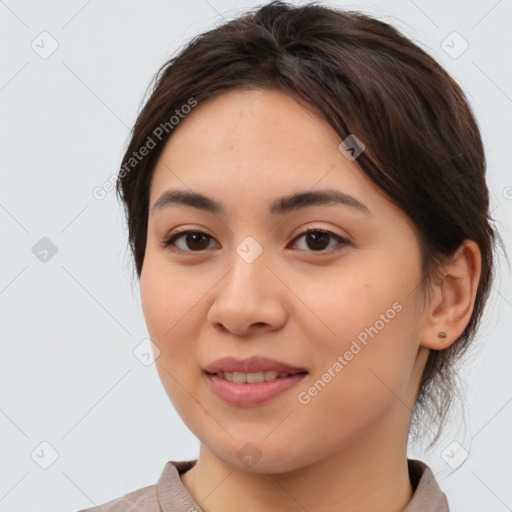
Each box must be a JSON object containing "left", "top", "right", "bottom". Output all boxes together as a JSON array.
[{"left": 1, "top": 1, "right": 511, "bottom": 511}]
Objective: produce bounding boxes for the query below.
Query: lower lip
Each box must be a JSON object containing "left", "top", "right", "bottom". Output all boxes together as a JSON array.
[{"left": 205, "top": 372, "right": 307, "bottom": 407}]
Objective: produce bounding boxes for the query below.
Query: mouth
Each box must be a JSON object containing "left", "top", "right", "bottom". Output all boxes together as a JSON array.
[
  {"left": 202, "top": 356, "right": 308, "bottom": 407},
  {"left": 205, "top": 370, "right": 307, "bottom": 383},
  {"left": 203, "top": 355, "right": 307, "bottom": 375}
]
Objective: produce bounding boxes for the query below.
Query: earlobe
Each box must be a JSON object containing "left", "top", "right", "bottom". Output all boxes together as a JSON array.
[{"left": 420, "top": 240, "right": 482, "bottom": 350}]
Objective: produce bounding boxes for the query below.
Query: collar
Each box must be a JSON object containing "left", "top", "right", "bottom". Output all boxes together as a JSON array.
[
  {"left": 403, "top": 459, "right": 450, "bottom": 511},
  {"left": 157, "top": 458, "right": 449, "bottom": 512}
]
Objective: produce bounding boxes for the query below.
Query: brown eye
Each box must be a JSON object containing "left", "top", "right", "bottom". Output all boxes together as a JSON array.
[
  {"left": 291, "top": 229, "right": 348, "bottom": 253},
  {"left": 163, "top": 228, "right": 348, "bottom": 255},
  {"left": 305, "top": 231, "right": 330, "bottom": 251},
  {"left": 164, "top": 231, "right": 217, "bottom": 252}
]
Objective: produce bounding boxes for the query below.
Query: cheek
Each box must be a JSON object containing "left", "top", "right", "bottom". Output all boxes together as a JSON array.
[
  {"left": 303, "top": 256, "right": 422, "bottom": 402},
  {"left": 140, "top": 262, "right": 208, "bottom": 425},
  {"left": 295, "top": 305, "right": 420, "bottom": 454},
  {"left": 140, "top": 258, "right": 201, "bottom": 342},
  {"left": 139, "top": 262, "right": 206, "bottom": 391},
  {"left": 304, "top": 263, "right": 409, "bottom": 349}
]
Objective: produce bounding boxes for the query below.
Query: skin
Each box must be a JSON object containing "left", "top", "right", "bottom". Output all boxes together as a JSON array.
[{"left": 139, "top": 88, "right": 481, "bottom": 512}]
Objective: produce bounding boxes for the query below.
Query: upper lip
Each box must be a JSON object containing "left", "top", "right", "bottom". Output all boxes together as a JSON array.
[{"left": 204, "top": 356, "right": 307, "bottom": 374}]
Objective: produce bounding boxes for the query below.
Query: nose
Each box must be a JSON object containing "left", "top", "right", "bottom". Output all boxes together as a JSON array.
[{"left": 207, "top": 250, "right": 288, "bottom": 337}]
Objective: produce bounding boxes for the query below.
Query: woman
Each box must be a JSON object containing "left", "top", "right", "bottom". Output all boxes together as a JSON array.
[{"left": 78, "top": 1, "right": 500, "bottom": 510}]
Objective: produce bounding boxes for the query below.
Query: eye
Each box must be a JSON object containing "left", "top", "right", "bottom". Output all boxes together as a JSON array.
[
  {"left": 162, "top": 228, "right": 349, "bottom": 254},
  {"left": 289, "top": 228, "right": 349, "bottom": 253},
  {"left": 163, "top": 230, "right": 219, "bottom": 253}
]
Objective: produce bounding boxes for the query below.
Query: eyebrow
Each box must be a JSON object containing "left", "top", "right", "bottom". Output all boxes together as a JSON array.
[{"left": 152, "top": 188, "right": 372, "bottom": 217}]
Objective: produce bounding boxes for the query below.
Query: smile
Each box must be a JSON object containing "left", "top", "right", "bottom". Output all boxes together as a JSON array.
[
  {"left": 205, "top": 371, "right": 308, "bottom": 407},
  {"left": 212, "top": 371, "right": 296, "bottom": 383}
]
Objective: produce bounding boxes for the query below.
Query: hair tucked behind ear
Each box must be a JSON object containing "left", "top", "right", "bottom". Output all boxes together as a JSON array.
[{"left": 115, "top": 0, "right": 504, "bottom": 448}]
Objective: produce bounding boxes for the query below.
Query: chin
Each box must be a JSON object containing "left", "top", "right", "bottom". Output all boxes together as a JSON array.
[{"left": 205, "top": 437, "right": 308, "bottom": 475}]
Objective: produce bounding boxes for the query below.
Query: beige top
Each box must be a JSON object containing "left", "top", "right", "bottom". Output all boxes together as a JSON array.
[{"left": 76, "top": 458, "right": 449, "bottom": 511}]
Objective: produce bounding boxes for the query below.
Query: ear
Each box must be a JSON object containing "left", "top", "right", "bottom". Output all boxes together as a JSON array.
[{"left": 420, "top": 240, "right": 482, "bottom": 350}]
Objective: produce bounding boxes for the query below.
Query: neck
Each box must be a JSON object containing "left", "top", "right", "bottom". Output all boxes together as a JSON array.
[{"left": 180, "top": 413, "right": 414, "bottom": 512}]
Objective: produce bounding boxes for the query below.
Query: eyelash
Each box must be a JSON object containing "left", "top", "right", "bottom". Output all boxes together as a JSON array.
[{"left": 162, "top": 228, "right": 349, "bottom": 255}]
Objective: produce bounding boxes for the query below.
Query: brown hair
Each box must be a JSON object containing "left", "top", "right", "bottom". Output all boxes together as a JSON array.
[{"left": 116, "top": 1, "right": 502, "bottom": 447}]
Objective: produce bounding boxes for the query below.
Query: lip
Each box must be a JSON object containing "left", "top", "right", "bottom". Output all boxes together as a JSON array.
[
  {"left": 203, "top": 356, "right": 308, "bottom": 407},
  {"left": 205, "top": 373, "right": 307, "bottom": 407},
  {"left": 203, "top": 356, "right": 307, "bottom": 374}
]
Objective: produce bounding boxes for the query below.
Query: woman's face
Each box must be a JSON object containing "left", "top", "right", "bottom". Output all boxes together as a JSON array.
[{"left": 140, "top": 88, "right": 429, "bottom": 472}]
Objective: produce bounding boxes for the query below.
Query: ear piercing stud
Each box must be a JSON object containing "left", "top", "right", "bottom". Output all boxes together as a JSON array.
[{"left": 438, "top": 331, "right": 447, "bottom": 339}]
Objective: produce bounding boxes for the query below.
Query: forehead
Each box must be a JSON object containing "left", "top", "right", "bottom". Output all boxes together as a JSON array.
[{"left": 148, "top": 88, "right": 384, "bottom": 214}]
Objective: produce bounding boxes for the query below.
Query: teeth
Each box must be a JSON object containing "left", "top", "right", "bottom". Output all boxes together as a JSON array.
[
  {"left": 233, "top": 371, "right": 246, "bottom": 383},
  {"left": 246, "top": 372, "right": 264, "bottom": 383},
  {"left": 215, "top": 371, "right": 291, "bottom": 383}
]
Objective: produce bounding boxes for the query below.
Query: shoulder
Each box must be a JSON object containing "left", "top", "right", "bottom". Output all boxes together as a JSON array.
[
  {"left": 74, "top": 483, "right": 158, "bottom": 512},
  {"left": 71, "top": 460, "right": 197, "bottom": 512}
]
